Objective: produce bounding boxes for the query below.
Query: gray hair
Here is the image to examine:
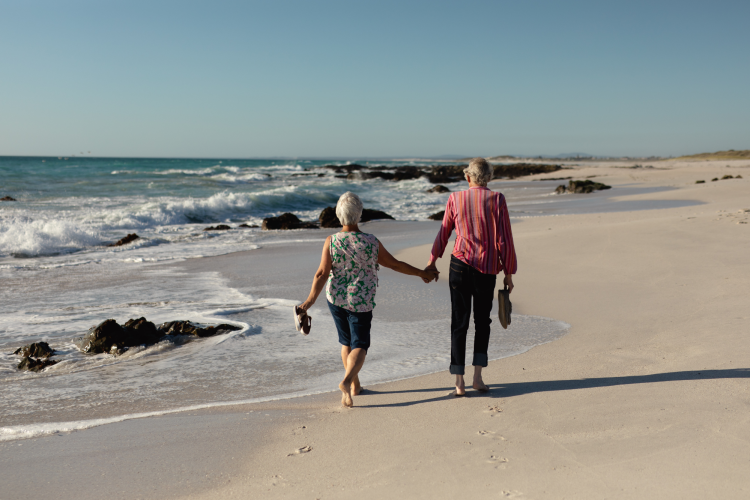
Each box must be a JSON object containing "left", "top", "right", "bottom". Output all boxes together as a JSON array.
[
  {"left": 335, "top": 191, "right": 364, "bottom": 226},
  {"left": 463, "top": 157, "right": 493, "bottom": 186}
]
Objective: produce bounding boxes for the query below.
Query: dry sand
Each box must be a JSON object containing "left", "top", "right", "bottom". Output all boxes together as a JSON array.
[
  {"left": 3, "top": 159, "right": 749, "bottom": 499},
  {"left": 186, "top": 159, "right": 750, "bottom": 499}
]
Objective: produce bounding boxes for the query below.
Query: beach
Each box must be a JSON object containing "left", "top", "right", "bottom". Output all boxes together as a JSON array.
[{"left": 2, "top": 159, "right": 749, "bottom": 499}]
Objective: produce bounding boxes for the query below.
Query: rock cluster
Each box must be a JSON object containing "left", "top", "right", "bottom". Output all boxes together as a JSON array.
[
  {"left": 74, "top": 317, "right": 242, "bottom": 355},
  {"left": 108, "top": 233, "right": 140, "bottom": 247},
  {"left": 204, "top": 225, "right": 231, "bottom": 231},
  {"left": 13, "top": 342, "right": 57, "bottom": 372},
  {"left": 320, "top": 163, "right": 562, "bottom": 184},
  {"left": 555, "top": 180, "right": 612, "bottom": 194},
  {"left": 1, "top": 196, "right": 16, "bottom": 201}
]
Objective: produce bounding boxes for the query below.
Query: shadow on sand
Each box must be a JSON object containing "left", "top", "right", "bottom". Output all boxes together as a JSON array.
[{"left": 358, "top": 369, "right": 750, "bottom": 408}]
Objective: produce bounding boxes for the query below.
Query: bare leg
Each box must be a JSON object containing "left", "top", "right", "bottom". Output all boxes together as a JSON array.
[
  {"left": 472, "top": 365, "right": 488, "bottom": 391},
  {"left": 339, "top": 347, "right": 367, "bottom": 407},
  {"left": 455, "top": 374, "right": 466, "bottom": 396},
  {"left": 340, "top": 346, "right": 362, "bottom": 395}
]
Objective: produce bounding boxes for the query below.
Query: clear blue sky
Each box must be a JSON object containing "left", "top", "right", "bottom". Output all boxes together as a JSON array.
[{"left": 1, "top": 0, "right": 748, "bottom": 158}]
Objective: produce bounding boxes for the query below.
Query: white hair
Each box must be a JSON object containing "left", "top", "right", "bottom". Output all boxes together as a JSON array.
[
  {"left": 464, "top": 157, "right": 493, "bottom": 186},
  {"left": 335, "top": 191, "right": 364, "bottom": 226}
]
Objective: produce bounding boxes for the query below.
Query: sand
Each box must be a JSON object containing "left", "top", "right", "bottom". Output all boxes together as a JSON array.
[{"left": 2, "top": 159, "right": 749, "bottom": 499}]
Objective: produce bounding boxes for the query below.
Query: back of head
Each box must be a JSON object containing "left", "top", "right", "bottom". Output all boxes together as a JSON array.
[
  {"left": 336, "top": 191, "right": 364, "bottom": 226},
  {"left": 464, "top": 157, "right": 493, "bottom": 186}
]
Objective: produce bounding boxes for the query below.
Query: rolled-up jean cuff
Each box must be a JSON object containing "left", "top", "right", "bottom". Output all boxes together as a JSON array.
[
  {"left": 449, "top": 364, "right": 465, "bottom": 375},
  {"left": 472, "top": 353, "right": 488, "bottom": 367}
]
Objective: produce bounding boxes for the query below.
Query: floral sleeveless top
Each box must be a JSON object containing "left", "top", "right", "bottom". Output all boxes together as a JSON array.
[{"left": 325, "top": 232, "right": 379, "bottom": 313}]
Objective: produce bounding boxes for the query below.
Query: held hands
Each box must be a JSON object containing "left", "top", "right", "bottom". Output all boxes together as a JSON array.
[
  {"left": 503, "top": 274, "right": 514, "bottom": 293},
  {"left": 421, "top": 264, "right": 440, "bottom": 283}
]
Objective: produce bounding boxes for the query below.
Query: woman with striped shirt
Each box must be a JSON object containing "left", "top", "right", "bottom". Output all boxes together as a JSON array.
[{"left": 426, "top": 157, "right": 517, "bottom": 396}]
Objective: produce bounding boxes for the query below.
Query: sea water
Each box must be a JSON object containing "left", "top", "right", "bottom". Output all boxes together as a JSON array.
[{"left": 4, "top": 156, "right": 693, "bottom": 440}]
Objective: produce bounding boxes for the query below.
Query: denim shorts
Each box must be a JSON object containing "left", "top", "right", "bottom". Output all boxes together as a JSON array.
[{"left": 327, "top": 301, "right": 373, "bottom": 352}]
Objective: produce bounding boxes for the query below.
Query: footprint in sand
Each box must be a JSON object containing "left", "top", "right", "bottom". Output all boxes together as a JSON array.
[
  {"left": 287, "top": 446, "right": 312, "bottom": 456},
  {"left": 487, "top": 455, "right": 510, "bottom": 466},
  {"left": 477, "top": 430, "right": 506, "bottom": 440},
  {"left": 485, "top": 404, "right": 503, "bottom": 415},
  {"left": 292, "top": 426, "right": 307, "bottom": 435},
  {"left": 500, "top": 490, "right": 525, "bottom": 498}
]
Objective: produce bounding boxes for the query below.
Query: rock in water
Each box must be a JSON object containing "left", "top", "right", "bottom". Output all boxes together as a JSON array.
[
  {"left": 555, "top": 185, "right": 567, "bottom": 194},
  {"left": 493, "top": 163, "right": 562, "bottom": 179},
  {"left": 319, "top": 207, "right": 341, "bottom": 228},
  {"left": 123, "top": 317, "right": 161, "bottom": 345},
  {"left": 157, "top": 320, "right": 241, "bottom": 338},
  {"left": 262, "top": 213, "right": 318, "bottom": 230},
  {"left": 1, "top": 196, "right": 17, "bottom": 201},
  {"left": 204, "top": 225, "right": 231, "bottom": 231},
  {"left": 428, "top": 165, "right": 466, "bottom": 184},
  {"left": 428, "top": 211, "right": 445, "bottom": 221},
  {"left": 426, "top": 185, "right": 450, "bottom": 193},
  {"left": 13, "top": 342, "right": 55, "bottom": 358},
  {"left": 18, "top": 356, "right": 58, "bottom": 372},
  {"left": 238, "top": 223, "right": 259, "bottom": 228},
  {"left": 108, "top": 233, "right": 140, "bottom": 247},
  {"left": 360, "top": 209, "right": 394, "bottom": 223},
  {"left": 319, "top": 207, "right": 395, "bottom": 228}
]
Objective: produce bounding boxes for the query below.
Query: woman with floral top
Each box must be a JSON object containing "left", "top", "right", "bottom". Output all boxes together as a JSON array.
[{"left": 298, "top": 192, "right": 438, "bottom": 408}]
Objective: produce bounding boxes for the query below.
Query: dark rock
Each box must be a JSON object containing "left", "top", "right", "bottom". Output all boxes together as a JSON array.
[
  {"left": 361, "top": 208, "right": 395, "bottom": 223},
  {"left": 319, "top": 206, "right": 395, "bottom": 228},
  {"left": 18, "top": 356, "right": 58, "bottom": 372},
  {"left": 262, "top": 213, "right": 317, "bottom": 230},
  {"left": 1, "top": 196, "right": 16, "bottom": 201},
  {"left": 427, "top": 185, "right": 450, "bottom": 193},
  {"left": 695, "top": 180, "right": 705, "bottom": 184},
  {"left": 108, "top": 233, "right": 140, "bottom": 247},
  {"left": 722, "top": 175, "right": 734, "bottom": 180},
  {"left": 711, "top": 178, "right": 718, "bottom": 182},
  {"left": 555, "top": 185, "right": 567, "bottom": 194},
  {"left": 157, "top": 320, "right": 241, "bottom": 338},
  {"left": 123, "top": 317, "right": 161, "bottom": 345},
  {"left": 13, "top": 342, "right": 55, "bottom": 358},
  {"left": 392, "top": 166, "right": 424, "bottom": 181},
  {"left": 428, "top": 165, "right": 466, "bottom": 184},
  {"left": 565, "top": 180, "right": 612, "bottom": 194},
  {"left": 203, "top": 225, "right": 231, "bottom": 231},
  {"left": 736, "top": 175, "right": 743, "bottom": 179},
  {"left": 493, "top": 163, "right": 562, "bottom": 179},
  {"left": 324, "top": 164, "right": 366, "bottom": 174},
  {"left": 428, "top": 210, "right": 446, "bottom": 221},
  {"left": 238, "top": 223, "right": 259, "bottom": 228},
  {"left": 319, "top": 207, "right": 341, "bottom": 228}
]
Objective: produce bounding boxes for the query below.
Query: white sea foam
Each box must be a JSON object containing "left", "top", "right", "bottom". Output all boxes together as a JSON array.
[{"left": 0, "top": 218, "right": 103, "bottom": 258}]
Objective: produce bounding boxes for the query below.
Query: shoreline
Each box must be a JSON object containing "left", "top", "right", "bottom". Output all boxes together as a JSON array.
[{"left": 2, "top": 158, "right": 749, "bottom": 499}]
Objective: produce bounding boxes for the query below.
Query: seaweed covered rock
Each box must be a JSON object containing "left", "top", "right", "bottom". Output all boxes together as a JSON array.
[
  {"left": 108, "top": 233, "right": 140, "bottom": 247},
  {"left": 262, "top": 213, "right": 318, "bottom": 230},
  {"left": 428, "top": 165, "right": 466, "bottom": 184},
  {"left": 18, "top": 356, "right": 58, "bottom": 372},
  {"left": 555, "top": 180, "right": 611, "bottom": 194},
  {"left": 157, "top": 320, "right": 241, "bottom": 338},
  {"left": 428, "top": 210, "right": 446, "bottom": 221},
  {"left": 14, "top": 341, "right": 55, "bottom": 358},
  {"left": 204, "top": 225, "right": 231, "bottom": 231}
]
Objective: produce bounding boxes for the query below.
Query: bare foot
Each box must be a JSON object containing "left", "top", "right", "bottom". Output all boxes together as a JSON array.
[
  {"left": 351, "top": 383, "right": 362, "bottom": 395},
  {"left": 455, "top": 382, "right": 466, "bottom": 396},
  {"left": 339, "top": 381, "right": 353, "bottom": 407},
  {"left": 473, "top": 381, "right": 489, "bottom": 391}
]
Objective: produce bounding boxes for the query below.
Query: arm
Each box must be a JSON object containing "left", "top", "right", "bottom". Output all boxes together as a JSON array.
[
  {"left": 300, "top": 236, "right": 333, "bottom": 310},
  {"left": 378, "top": 241, "right": 438, "bottom": 282},
  {"left": 497, "top": 196, "right": 517, "bottom": 292},
  {"left": 425, "top": 195, "right": 456, "bottom": 279}
]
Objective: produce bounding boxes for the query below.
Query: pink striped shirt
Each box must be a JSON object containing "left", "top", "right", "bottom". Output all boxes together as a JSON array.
[{"left": 430, "top": 186, "right": 517, "bottom": 275}]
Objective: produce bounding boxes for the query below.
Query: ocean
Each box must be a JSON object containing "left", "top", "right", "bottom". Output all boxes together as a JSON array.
[{"left": 3, "top": 155, "right": 638, "bottom": 440}]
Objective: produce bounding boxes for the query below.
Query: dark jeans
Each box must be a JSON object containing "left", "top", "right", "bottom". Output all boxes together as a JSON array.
[{"left": 449, "top": 255, "right": 497, "bottom": 375}]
